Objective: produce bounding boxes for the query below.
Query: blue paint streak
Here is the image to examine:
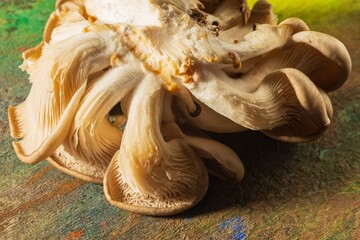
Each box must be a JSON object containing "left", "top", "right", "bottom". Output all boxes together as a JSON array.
[{"left": 219, "top": 217, "right": 246, "bottom": 240}]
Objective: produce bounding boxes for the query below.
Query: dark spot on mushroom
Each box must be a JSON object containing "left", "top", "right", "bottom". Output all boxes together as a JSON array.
[
  {"left": 234, "top": 40, "right": 239, "bottom": 44},
  {"left": 189, "top": 101, "right": 201, "bottom": 117},
  {"left": 188, "top": 8, "right": 207, "bottom": 26},
  {"left": 109, "top": 102, "right": 124, "bottom": 116},
  {"left": 188, "top": 9, "right": 203, "bottom": 20},
  {"left": 253, "top": 24, "right": 257, "bottom": 31},
  {"left": 228, "top": 52, "right": 241, "bottom": 69}
]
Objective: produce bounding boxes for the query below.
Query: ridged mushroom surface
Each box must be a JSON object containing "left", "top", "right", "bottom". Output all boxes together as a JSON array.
[{"left": 8, "top": 0, "right": 351, "bottom": 215}]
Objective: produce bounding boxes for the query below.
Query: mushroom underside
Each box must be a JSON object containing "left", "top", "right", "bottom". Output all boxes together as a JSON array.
[{"left": 8, "top": 0, "right": 352, "bottom": 216}]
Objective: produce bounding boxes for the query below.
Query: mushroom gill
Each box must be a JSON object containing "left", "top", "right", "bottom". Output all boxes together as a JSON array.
[
  {"left": 9, "top": 27, "right": 120, "bottom": 163},
  {"left": 8, "top": 0, "right": 352, "bottom": 215}
]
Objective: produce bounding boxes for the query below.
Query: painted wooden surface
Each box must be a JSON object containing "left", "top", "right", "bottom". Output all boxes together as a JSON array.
[{"left": 1, "top": 1, "right": 360, "bottom": 239}]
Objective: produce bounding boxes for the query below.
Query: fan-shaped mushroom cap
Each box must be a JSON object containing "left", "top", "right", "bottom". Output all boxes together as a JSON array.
[
  {"left": 184, "top": 65, "right": 330, "bottom": 142},
  {"left": 44, "top": 0, "right": 86, "bottom": 42},
  {"left": 288, "top": 31, "right": 352, "bottom": 92},
  {"left": 44, "top": 64, "right": 143, "bottom": 183},
  {"left": 20, "top": 0, "right": 87, "bottom": 74},
  {"left": 104, "top": 75, "right": 208, "bottom": 216},
  {"left": 241, "top": 28, "right": 350, "bottom": 93},
  {"left": 8, "top": 27, "right": 120, "bottom": 164},
  {"left": 85, "top": 0, "right": 167, "bottom": 26},
  {"left": 161, "top": 122, "right": 245, "bottom": 182},
  {"left": 279, "top": 17, "right": 309, "bottom": 34},
  {"left": 260, "top": 69, "right": 331, "bottom": 142}
]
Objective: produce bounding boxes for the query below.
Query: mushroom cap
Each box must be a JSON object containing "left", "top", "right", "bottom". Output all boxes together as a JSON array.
[
  {"left": 288, "top": 31, "right": 352, "bottom": 92},
  {"left": 103, "top": 75, "right": 209, "bottom": 216},
  {"left": 47, "top": 145, "right": 104, "bottom": 184},
  {"left": 260, "top": 69, "right": 330, "bottom": 142},
  {"left": 174, "top": 96, "right": 247, "bottom": 133},
  {"left": 185, "top": 64, "right": 331, "bottom": 142},
  {"left": 104, "top": 143, "right": 209, "bottom": 216},
  {"left": 279, "top": 17, "right": 310, "bottom": 34},
  {"left": 162, "top": 122, "right": 245, "bottom": 182},
  {"left": 8, "top": 27, "right": 120, "bottom": 164},
  {"left": 44, "top": 0, "right": 86, "bottom": 42},
  {"left": 84, "top": 0, "right": 163, "bottom": 26}
]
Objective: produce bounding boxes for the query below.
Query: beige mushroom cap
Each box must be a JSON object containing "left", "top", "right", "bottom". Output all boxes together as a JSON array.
[
  {"left": 289, "top": 31, "right": 352, "bottom": 92},
  {"left": 104, "top": 76, "right": 209, "bottom": 216}
]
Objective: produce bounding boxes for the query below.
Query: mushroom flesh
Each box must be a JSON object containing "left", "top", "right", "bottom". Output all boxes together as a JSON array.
[{"left": 8, "top": 0, "right": 351, "bottom": 215}]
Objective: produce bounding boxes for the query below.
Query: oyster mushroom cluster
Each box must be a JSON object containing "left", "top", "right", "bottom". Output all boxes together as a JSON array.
[{"left": 9, "top": 0, "right": 351, "bottom": 215}]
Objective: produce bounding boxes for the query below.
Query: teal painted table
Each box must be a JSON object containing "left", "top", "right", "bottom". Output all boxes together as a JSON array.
[{"left": 1, "top": 1, "right": 360, "bottom": 239}]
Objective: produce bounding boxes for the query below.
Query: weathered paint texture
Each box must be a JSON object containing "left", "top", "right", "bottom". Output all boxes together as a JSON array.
[{"left": 1, "top": 0, "right": 360, "bottom": 239}]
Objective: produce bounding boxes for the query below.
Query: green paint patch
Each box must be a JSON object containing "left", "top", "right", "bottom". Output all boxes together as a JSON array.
[
  {"left": 0, "top": 0, "right": 53, "bottom": 77},
  {"left": 337, "top": 103, "right": 360, "bottom": 123},
  {"left": 338, "top": 181, "right": 360, "bottom": 194},
  {"left": 248, "top": 0, "right": 360, "bottom": 26}
]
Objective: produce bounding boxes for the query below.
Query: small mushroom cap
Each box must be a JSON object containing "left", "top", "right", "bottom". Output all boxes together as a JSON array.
[
  {"left": 289, "top": 31, "right": 352, "bottom": 92},
  {"left": 162, "top": 122, "right": 245, "bottom": 182},
  {"left": 47, "top": 65, "right": 143, "bottom": 183},
  {"left": 44, "top": 0, "right": 86, "bottom": 42},
  {"left": 104, "top": 142, "right": 209, "bottom": 216},
  {"left": 261, "top": 69, "right": 330, "bottom": 142},
  {"left": 279, "top": 17, "right": 310, "bottom": 34}
]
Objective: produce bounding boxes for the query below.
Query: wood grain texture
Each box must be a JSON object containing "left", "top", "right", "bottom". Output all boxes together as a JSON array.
[{"left": 1, "top": 0, "right": 360, "bottom": 239}]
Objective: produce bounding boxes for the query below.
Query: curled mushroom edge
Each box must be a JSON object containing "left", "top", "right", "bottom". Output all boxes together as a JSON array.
[{"left": 8, "top": 0, "right": 351, "bottom": 216}]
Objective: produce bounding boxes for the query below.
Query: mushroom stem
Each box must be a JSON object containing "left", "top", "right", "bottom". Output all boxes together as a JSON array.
[{"left": 64, "top": 63, "right": 144, "bottom": 171}]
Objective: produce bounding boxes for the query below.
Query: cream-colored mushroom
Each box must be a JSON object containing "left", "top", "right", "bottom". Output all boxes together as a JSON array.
[
  {"left": 49, "top": 63, "right": 143, "bottom": 183},
  {"left": 175, "top": 96, "right": 247, "bottom": 133},
  {"left": 19, "top": 0, "right": 87, "bottom": 73},
  {"left": 85, "top": 0, "right": 163, "bottom": 26},
  {"left": 104, "top": 75, "right": 208, "bottom": 216},
  {"left": 9, "top": 0, "right": 352, "bottom": 216},
  {"left": 44, "top": 0, "right": 87, "bottom": 42},
  {"left": 9, "top": 25, "right": 120, "bottom": 163},
  {"left": 184, "top": 66, "right": 331, "bottom": 141},
  {"left": 161, "top": 122, "right": 245, "bottom": 182}
]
